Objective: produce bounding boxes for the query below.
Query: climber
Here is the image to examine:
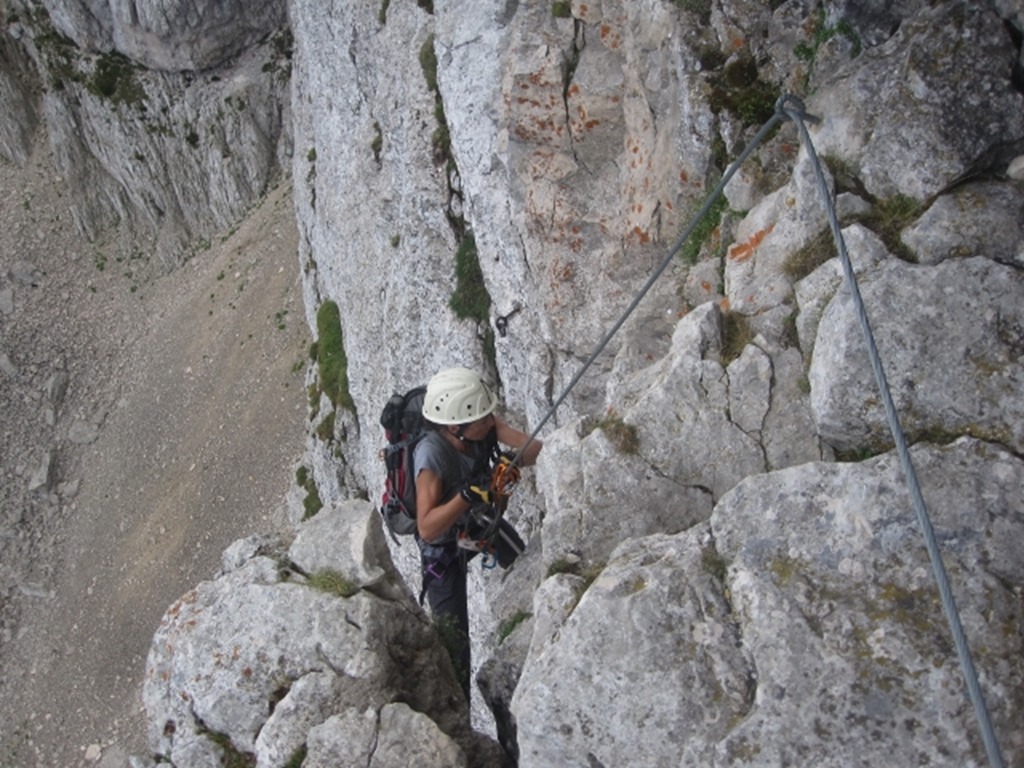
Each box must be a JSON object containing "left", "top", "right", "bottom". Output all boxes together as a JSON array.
[{"left": 414, "top": 367, "right": 542, "bottom": 702}]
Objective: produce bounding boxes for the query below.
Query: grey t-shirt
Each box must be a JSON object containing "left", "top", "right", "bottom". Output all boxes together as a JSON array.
[{"left": 413, "top": 431, "right": 486, "bottom": 546}]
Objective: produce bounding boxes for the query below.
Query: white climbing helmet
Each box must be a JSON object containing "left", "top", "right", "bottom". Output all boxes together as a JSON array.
[{"left": 422, "top": 367, "right": 498, "bottom": 425}]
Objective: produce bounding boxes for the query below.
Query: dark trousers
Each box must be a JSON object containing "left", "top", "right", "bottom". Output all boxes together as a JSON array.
[{"left": 422, "top": 550, "right": 471, "bottom": 702}]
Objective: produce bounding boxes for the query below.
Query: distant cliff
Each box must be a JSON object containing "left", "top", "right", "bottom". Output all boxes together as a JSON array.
[{"left": 0, "top": 0, "right": 291, "bottom": 266}]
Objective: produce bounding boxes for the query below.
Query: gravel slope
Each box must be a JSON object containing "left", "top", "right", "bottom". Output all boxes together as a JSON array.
[{"left": 0, "top": 146, "right": 310, "bottom": 767}]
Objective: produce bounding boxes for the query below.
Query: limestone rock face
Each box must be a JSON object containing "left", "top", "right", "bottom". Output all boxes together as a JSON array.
[
  {"left": 513, "top": 439, "right": 1024, "bottom": 767},
  {"left": 709, "top": 439, "right": 1024, "bottom": 766},
  {"left": 110, "top": 0, "right": 1024, "bottom": 763},
  {"left": 808, "top": 2, "right": 1024, "bottom": 200}
]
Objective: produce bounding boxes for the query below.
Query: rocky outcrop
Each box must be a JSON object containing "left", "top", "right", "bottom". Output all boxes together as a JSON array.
[
  {"left": 142, "top": 502, "right": 507, "bottom": 768},
  {"left": 515, "top": 438, "right": 1024, "bottom": 766}
]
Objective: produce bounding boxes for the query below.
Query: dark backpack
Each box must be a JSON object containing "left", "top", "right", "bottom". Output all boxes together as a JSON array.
[{"left": 378, "top": 386, "right": 428, "bottom": 540}]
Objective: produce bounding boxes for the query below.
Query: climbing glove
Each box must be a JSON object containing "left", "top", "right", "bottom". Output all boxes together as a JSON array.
[{"left": 460, "top": 477, "right": 493, "bottom": 505}]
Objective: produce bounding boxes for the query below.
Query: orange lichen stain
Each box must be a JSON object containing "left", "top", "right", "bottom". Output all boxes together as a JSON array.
[
  {"left": 567, "top": 83, "right": 580, "bottom": 97},
  {"left": 701, "top": 280, "right": 712, "bottom": 292},
  {"left": 600, "top": 24, "right": 611, "bottom": 39},
  {"left": 728, "top": 224, "right": 775, "bottom": 262},
  {"left": 584, "top": 119, "right": 600, "bottom": 130},
  {"left": 242, "top": 667, "right": 253, "bottom": 678},
  {"left": 579, "top": 4, "right": 589, "bottom": 17},
  {"left": 664, "top": 201, "right": 674, "bottom": 211},
  {"left": 732, "top": 36, "right": 745, "bottom": 50},
  {"left": 631, "top": 226, "right": 651, "bottom": 244},
  {"left": 719, "top": 297, "right": 731, "bottom": 311},
  {"left": 679, "top": 169, "right": 689, "bottom": 183}
]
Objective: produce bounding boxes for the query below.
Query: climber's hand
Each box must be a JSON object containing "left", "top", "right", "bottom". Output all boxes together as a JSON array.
[{"left": 460, "top": 479, "right": 492, "bottom": 505}]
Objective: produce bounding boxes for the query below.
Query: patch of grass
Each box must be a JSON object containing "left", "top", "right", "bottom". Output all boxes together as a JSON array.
[
  {"left": 204, "top": 729, "right": 255, "bottom": 768},
  {"left": 449, "top": 233, "right": 491, "bottom": 322},
  {"left": 284, "top": 745, "right": 307, "bottom": 768},
  {"left": 379, "top": 0, "right": 391, "bottom": 24},
  {"left": 371, "top": 121, "right": 383, "bottom": 164},
  {"left": 262, "top": 28, "right": 294, "bottom": 77},
  {"left": 307, "top": 569, "right": 360, "bottom": 598},
  {"left": 88, "top": 50, "right": 146, "bottom": 106},
  {"left": 547, "top": 558, "right": 578, "bottom": 577},
  {"left": 419, "top": 35, "right": 439, "bottom": 94},
  {"left": 595, "top": 408, "right": 640, "bottom": 454},
  {"left": 674, "top": 0, "right": 712, "bottom": 23},
  {"left": 551, "top": 1, "right": 572, "bottom": 17},
  {"left": 545, "top": 558, "right": 604, "bottom": 588},
  {"left": 720, "top": 311, "right": 753, "bottom": 365},
  {"left": 419, "top": 34, "right": 451, "bottom": 164},
  {"left": 780, "top": 308, "right": 800, "bottom": 350},
  {"left": 680, "top": 193, "right": 729, "bottom": 265},
  {"left": 848, "top": 195, "right": 923, "bottom": 262},
  {"left": 315, "top": 410, "right": 335, "bottom": 442},
  {"left": 497, "top": 611, "right": 532, "bottom": 644},
  {"left": 701, "top": 545, "right": 729, "bottom": 583},
  {"left": 782, "top": 227, "right": 835, "bottom": 281},
  {"left": 296, "top": 466, "right": 323, "bottom": 520},
  {"left": 794, "top": 10, "right": 862, "bottom": 70},
  {"left": 390, "top": 234, "right": 401, "bottom": 248},
  {"left": 434, "top": 614, "right": 468, "bottom": 686},
  {"left": 707, "top": 54, "right": 779, "bottom": 127},
  {"left": 834, "top": 443, "right": 888, "bottom": 463},
  {"left": 315, "top": 300, "right": 355, "bottom": 412}
]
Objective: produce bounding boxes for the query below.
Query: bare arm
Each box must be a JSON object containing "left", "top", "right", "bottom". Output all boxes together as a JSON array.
[
  {"left": 494, "top": 414, "right": 543, "bottom": 466},
  {"left": 416, "top": 466, "right": 472, "bottom": 543}
]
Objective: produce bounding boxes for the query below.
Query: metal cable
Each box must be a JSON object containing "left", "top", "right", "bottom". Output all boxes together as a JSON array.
[{"left": 781, "top": 95, "right": 1005, "bottom": 768}]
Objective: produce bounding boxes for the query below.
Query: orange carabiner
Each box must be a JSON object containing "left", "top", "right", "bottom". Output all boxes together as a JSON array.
[{"left": 491, "top": 454, "right": 520, "bottom": 498}]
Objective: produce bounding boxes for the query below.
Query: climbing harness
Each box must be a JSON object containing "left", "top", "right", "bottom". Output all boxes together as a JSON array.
[{"left": 496, "top": 94, "right": 1005, "bottom": 767}]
